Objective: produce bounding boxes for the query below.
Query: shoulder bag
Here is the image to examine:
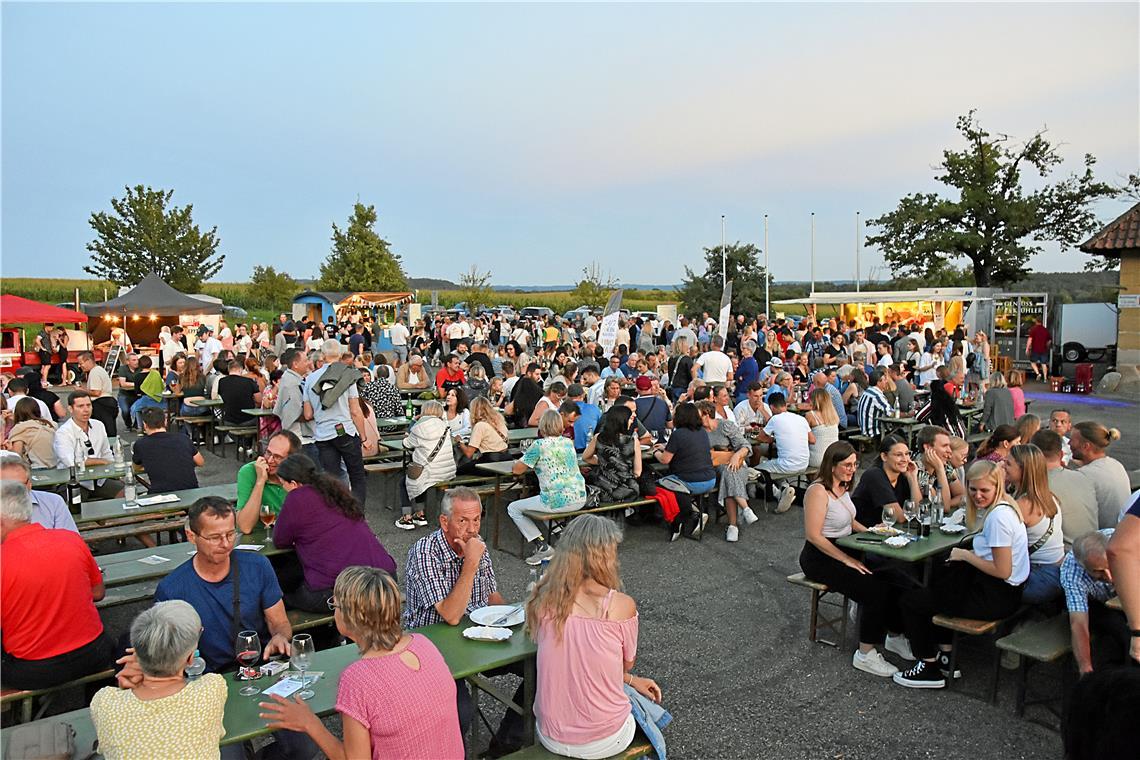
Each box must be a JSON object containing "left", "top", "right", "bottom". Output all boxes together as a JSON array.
[{"left": 408, "top": 428, "right": 449, "bottom": 480}]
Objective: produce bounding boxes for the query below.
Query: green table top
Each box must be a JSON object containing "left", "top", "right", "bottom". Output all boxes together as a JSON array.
[
  {"left": 79, "top": 484, "right": 237, "bottom": 525},
  {"left": 476, "top": 460, "right": 519, "bottom": 477},
  {"left": 836, "top": 527, "right": 975, "bottom": 562},
  {"left": 29, "top": 463, "right": 127, "bottom": 488},
  {"left": 241, "top": 408, "right": 277, "bottom": 417},
  {"left": 1, "top": 616, "right": 536, "bottom": 755},
  {"left": 375, "top": 417, "right": 412, "bottom": 428},
  {"left": 188, "top": 397, "right": 224, "bottom": 408},
  {"left": 97, "top": 526, "right": 286, "bottom": 587}
]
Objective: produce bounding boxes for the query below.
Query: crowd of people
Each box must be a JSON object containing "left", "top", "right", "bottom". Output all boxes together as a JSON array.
[{"left": 0, "top": 305, "right": 1137, "bottom": 758}]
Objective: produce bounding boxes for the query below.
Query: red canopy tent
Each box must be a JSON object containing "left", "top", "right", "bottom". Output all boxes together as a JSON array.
[{"left": 0, "top": 295, "right": 89, "bottom": 324}]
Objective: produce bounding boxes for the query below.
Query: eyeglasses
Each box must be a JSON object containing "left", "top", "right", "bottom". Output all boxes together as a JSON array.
[
  {"left": 196, "top": 530, "right": 238, "bottom": 545},
  {"left": 263, "top": 451, "right": 286, "bottom": 462}
]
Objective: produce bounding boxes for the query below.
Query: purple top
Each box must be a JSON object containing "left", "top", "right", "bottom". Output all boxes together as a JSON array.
[{"left": 273, "top": 485, "right": 397, "bottom": 589}]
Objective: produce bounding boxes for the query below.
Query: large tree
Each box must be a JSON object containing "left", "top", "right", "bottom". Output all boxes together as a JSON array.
[
  {"left": 865, "top": 112, "right": 1119, "bottom": 287},
  {"left": 677, "top": 242, "right": 770, "bottom": 317},
  {"left": 247, "top": 265, "right": 297, "bottom": 310},
  {"left": 318, "top": 202, "right": 407, "bottom": 291},
  {"left": 85, "top": 185, "right": 224, "bottom": 292}
]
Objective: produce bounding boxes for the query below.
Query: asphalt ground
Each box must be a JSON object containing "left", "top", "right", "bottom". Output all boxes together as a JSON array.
[{"left": 77, "top": 383, "right": 1140, "bottom": 758}]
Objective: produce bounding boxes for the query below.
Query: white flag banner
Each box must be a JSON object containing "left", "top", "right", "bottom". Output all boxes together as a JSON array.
[
  {"left": 717, "top": 280, "right": 733, "bottom": 339},
  {"left": 597, "top": 289, "right": 624, "bottom": 357}
]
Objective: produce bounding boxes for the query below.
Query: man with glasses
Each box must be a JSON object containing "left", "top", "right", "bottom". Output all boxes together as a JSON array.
[
  {"left": 52, "top": 390, "right": 123, "bottom": 500},
  {"left": 234, "top": 430, "right": 300, "bottom": 534}
]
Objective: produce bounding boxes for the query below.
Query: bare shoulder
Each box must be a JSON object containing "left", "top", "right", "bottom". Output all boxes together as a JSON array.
[{"left": 608, "top": 591, "right": 638, "bottom": 621}]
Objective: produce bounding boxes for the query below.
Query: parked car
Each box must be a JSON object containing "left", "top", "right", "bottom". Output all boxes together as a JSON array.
[
  {"left": 519, "top": 306, "right": 555, "bottom": 320},
  {"left": 495, "top": 305, "right": 517, "bottom": 320}
]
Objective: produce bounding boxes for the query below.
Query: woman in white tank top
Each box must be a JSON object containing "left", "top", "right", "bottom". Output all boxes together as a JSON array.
[{"left": 805, "top": 388, "right": 840, "bottom": 469}]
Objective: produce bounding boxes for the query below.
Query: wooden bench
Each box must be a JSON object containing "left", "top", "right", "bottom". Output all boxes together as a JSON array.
[
  {"left": 0, "top": 669, "right": 115, "bottom": 724},
  {"left": 532, "top": 498, "right": 656, "bottom": 537},
  {"left": 787, "top": 573, "right": 849, "bottom": 648},
  {"left": 996, "top": 614, "right": 1072, "bottom": 722},
  {"left": 214, "top": 425, "right": 258, "bottom": 460},
  {"left": 96, "top": 579, "right": 162, "bottom": 609},
  {"left": 503, "top": 736, "right": 653, "bottom": 759},
  {"left": 80, "top": 516, "right": 187, "bottom": 546},
  {"left": 932, "top": 613, "right": 1020, "bottom": 702},
  {"left": 174, "top": 414, "right": 215, "bottom": 451}
]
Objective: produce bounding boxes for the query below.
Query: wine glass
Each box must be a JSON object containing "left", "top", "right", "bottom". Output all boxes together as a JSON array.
[
  {"left": 260, "top": 505, "right": 276, "bottom": 539},
  {"left": 881, "top": 505, "right": 897, "bottom": 531},
  {"left": 236, "top": 630, "right": 262, "bottom": 696},
  {"left": 902, "top": 500, "right": 917, "bottom": 537},
  {"left": 292, "top": 634, "right": 315, "bottom": 700}
]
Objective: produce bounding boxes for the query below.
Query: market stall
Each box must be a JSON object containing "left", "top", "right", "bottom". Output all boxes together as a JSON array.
[{"left": 82, "top": 273, "right": 222, "bottom": 349}]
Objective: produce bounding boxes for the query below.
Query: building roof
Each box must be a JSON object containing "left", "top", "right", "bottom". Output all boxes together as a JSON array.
[
  {"left": 293, "top": 290, "right": 414, "bottom": 309},
  {"left": 1079, "top": 202, "right": 1140, "bottom": 256}
]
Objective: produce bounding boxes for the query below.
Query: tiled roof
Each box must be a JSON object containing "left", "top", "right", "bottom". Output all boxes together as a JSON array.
[{"left": 1080, "top": 202, "right": 1140, "bottom": 255}]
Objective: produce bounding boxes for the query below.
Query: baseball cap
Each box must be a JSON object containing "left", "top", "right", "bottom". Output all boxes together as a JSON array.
[
  {"left": 768, "top": 357, "right": 783, "bottom": 368},
  {"left": 635, "top": 376, "right": 653, "bottom": 391}
]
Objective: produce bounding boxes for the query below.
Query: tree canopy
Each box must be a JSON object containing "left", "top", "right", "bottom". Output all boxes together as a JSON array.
[
  {"left": 318, "top": 203, "right": 407, "bottom": 292},
  {"left": 677, "top": 242, "right": 770, "bottom": 317},
  {"left": 247, "top": 265, "right": 297, "bottom": 310},
  {"left": 456, "top": 265, "right": 494, "bottom": 311},
  {"left": 865, "top": 112, "right": 1119, "bottom": 287},
  {"left": 84, "top": 185, "right": 224, "bottom": 292},
  {"left": 570, "top": 262, "right": 619, "bottom": 309}
]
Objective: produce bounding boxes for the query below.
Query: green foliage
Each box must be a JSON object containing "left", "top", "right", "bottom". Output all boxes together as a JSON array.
[
  {"left": 570, "top": 262, "right": 619, "bottom": 309},
  {"left": 866, "top": 111, "right": 1120, "bottom": 287},
  {"left": 456, "top": 266, "right": 495, "bottom": 311},
  {"left": 318, "top": 203, "right": 407, "bottom": 292},
  {"left": 677, "top": 242, "right": 771, "bottom": 316},
  {"left": 84, "top": 185, "right": 224, "bottom": 292},
  {"left": 247, "top": 266, "right": 297, "bottom": 311}
]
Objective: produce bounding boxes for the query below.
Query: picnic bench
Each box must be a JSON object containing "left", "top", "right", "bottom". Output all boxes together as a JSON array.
[
  {"left": 932, "top": 611, "right": 1024, "bottom": 703},
  {"left": 754, "top": 467, "right": 818, "bottom": 512},
  {"left": 0, "top": 669, "right": 114, "bottom": 724},
  {"left": 786, "top": 573, "right": 849, "bottom": 648},
  {"left": 995, "top": 614, "right": 1072, "bottom": 722},
  {"left": 532, "top": 498, "right": 657, "bottom": 543},
  {"left": 504, "top": 733, "right": 653, "bottom": 759}
]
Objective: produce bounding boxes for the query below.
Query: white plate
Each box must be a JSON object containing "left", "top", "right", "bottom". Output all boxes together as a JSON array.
[
  {"left": 470, "top": 605, "right": 525, "bottom": 627},
  {"left": 939, "top": 523, "right": 966, "bottom": 534},
  {"left": 883, "top": 535, "right": 911, "bottom": 548},
  {"left": 868, "top": 524, "right": 902, "bottom": 536},
  {"left": 463, "top": 626, "right": 513, "bottom": 642}
]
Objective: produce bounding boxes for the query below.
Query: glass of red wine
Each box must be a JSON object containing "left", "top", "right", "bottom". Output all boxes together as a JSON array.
[{"left": 236, "top": 630, "right": 262, "bottom": 696}]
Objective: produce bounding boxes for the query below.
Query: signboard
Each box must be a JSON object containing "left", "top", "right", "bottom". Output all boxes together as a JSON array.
[
  {"left": 408, "top": 303, "right": 423, "bottom": 322},
  {"left": 657, "top": 304, "right": 677, "bottom": 325},
  {"left": 1119, "top": 294, "right": 1140, "bottom": 309},
  {"left": 717, "top": 281, "right": 733, "bottom": 339},
  {"left": 597, "top": 289, "right": 624, "bottom": 357}
]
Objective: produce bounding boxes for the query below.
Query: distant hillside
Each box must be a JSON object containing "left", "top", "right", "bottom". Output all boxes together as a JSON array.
[{"left": 408, "top": 277, "right": 460, "bottom": 290}]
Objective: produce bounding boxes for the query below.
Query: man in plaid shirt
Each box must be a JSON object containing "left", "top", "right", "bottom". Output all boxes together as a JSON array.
[
  {"left": 403, "top": 487, "right": 505, "bottom": 629},
  {"left": 1061, "top": 529, "right": 1122, "bottom": 674}
]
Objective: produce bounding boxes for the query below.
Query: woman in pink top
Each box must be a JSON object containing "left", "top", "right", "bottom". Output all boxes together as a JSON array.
[
  {"left": 526, "top": 515, "right": 662, "bottom": 759},
  {"left": 259, "top": 566, "right": 464, "bottom": 760},
  {"left": 1007, "top": 370, "right": 1027, "bottom": 418}
]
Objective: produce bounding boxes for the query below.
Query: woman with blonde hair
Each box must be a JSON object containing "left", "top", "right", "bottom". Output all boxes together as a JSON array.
[
  {"left": 526, "top": 515, "right": 663, "bottom": 759},
  {"left": 396, "top": 400, "right": 455, "bottom": 531},
  {"left": 1002, "top": 444, "right": 1063, "bottom": 603},
  {"left": 1015, "top": 413, "right": 1040, "bottom": 445},
  {"left": 260, "top": 566, "right": 463, "bottom": 759},
  {"left": 804, "top": 387, "right": 839, "bottom": 469},
  {"left": 455, "top": 396, "right": 510, "bottom": 474},
  {"left": 1007, "top": 370, "right": 1027, "bottom": 418},
  {"left": 893, "top": 460, "right": 1027, "bottom": 689}
]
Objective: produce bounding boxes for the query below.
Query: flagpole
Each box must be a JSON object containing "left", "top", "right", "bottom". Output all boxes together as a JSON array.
[
  {"left": 855, "top": 211, "right": 861, "bottom": 293},
  {"left": 763, "top": 214, "right": 770, "bottom": 317},
  {"left": 810, "top": 212, "right": 816, "bottom": 294},
  {"left": 721, "top": 214, "right": 727, "bottom": 289}
]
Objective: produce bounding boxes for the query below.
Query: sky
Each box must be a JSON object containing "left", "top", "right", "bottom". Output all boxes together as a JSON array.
[{"left": 2, "top": 2, "right": 1137, "bottom": 288}]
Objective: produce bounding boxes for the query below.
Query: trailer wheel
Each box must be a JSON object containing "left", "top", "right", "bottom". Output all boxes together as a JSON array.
[{"left": 1062, "top": 342, "right": 1086, "bottom": 363}]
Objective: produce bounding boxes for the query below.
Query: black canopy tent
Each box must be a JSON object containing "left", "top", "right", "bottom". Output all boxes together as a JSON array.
[{"left": 83, "top": 273, "right": 222, "bottom": 346}]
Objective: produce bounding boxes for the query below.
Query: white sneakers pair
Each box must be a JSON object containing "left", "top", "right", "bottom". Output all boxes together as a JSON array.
[
  {"left": 853, "top": 634, "right": 916, "bottom": 678},
  {"left": 725, "top": 505, "right": 760, "bottom": 542}
]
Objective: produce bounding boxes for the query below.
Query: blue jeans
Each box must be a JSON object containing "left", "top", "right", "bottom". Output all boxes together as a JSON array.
[
  {"left": 680, "top": 477, "right": 717, "bottom": 495},
  {"left": 117, "top": 394, "right": 134, "bottom": 426},
  {"left": 179, "top": 402, "right": 209, "bottom": 416},
  {"left": 1022, "top": 562, "right": 1062, "bottom": 605},
  {"left": 129, "top": 396, "right": 164, "bottom": 429},
  {"left": 316, "top": 435, "right": 366, "bottom": 507}
]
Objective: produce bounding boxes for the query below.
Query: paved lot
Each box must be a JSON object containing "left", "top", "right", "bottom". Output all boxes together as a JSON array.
[{"left": 90, "top": 385, "right": 1137, "bottom": 758}]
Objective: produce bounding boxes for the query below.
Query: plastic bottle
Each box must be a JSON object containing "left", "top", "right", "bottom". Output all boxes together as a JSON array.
[
  {"left": 74, "top": 439, "right": 87, "bottom": 473},
  {"left": 112, "top": 437, "right": 124, "bottom": 465},
  {"left": 186, "top": 649, "right": 206, "bottom": 679},
  {"left": 123, "top": 467, "right": 138, "bottom": 507},
  {"left": 527, "top": 567, "right": 539, "bottom": 594}
]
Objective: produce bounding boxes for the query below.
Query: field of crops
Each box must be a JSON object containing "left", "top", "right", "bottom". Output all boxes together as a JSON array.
[{"left": 416, "top": 289, "right": 675, "bottom": 314}]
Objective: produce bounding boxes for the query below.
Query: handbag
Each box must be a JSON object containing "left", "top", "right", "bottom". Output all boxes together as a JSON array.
[
  {"left": 5, "top": 722, "right": 78, "bottom": 760},
  {"left": 408, "top": 429, "right": 449, "bottom": 480}
]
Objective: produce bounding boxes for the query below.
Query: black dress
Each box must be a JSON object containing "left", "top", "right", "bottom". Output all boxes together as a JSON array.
[{"left": 587, "top": 434, "right": 639, "bottom": 502}]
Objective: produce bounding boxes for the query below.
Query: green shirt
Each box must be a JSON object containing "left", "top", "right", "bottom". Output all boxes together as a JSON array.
[{"left": 236, "top": 462, "right": 286, "bottom": 514}]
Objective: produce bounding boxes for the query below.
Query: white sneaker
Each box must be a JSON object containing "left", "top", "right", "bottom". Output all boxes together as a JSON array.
[
  {"left": 525, "top": 544, "right": 555, "bottom": 566},
  {"left": 740, "top": 506, "right": 759, "bottom": 525},
  {"left": 775, "top": 486, "right": 796, "bottom": 513},
  {"left": 726, "top": 524, "right": 739, "bottom": 542},
  {"left": 884, "top": 634, "right": 915, "bottom": 661},
  {"left": 853, "top": 649, "right": 899, "bottom": 678}
]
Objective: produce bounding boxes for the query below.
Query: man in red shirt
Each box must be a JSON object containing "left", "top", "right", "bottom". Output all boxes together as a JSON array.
[
  {"left": 0, "top": 480, "right": 112, "bottom": 689},
  {"left": 1026, "top": 318, "right": 1053, "bottom": 382},
  {"left": 434, "top": 353, "right": 466, "bottom": 396}
]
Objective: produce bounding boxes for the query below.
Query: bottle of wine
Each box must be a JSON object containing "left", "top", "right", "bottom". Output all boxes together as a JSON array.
[
  {"left": 67, "top": 465, "right": 83, "bottom": 510},
  {"left": 405, "top": 398, "right": 415, "bottom": 420}
]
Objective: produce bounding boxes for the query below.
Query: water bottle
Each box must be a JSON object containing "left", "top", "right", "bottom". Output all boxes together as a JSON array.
[
  {"left": 74, "top": 439, "right": 87, "bottom": 473},
  {"left": 123, "top": 467, "right": 138, "bottom": 507},
  {"left": 540, "top": 558, "right": 550, "bottom": 576},
  {"left": 893, "top": 395, "right": 901, "bottom": 418},
  {"left": 527, "top": 567, "right": 539, "bottom": 594},
  {"left": 919, "top": 498, "right": 931, "bottom": 539},
  {"left": 186, "top": 649, "right": 206, "bottom": 679}
]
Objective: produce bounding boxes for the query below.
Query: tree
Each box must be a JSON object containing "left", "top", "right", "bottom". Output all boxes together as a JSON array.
[
  {"left": 677, "top": 242, "right": 771, "bottom": 317},
  {"left": 85, "top": 185, "right": 224, "bottom": 292},
  {"left": 570, "top": 262, "right": 619, "bottom": 308},
  {"left": 456, "top": 265, "right": 494, "bottom": 311},
  {"left": 318, "top": 203, "right": 407, "bottom": 291},
  {"left": 865, "top": 111, "right": 1120, "bottom": 287},
  {"left": 248, "top": 265, "right": 297, "bottom": 310}
]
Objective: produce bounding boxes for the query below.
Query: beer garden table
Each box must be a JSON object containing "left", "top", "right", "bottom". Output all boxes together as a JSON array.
[
  {"left": 29, "top": 463, "right": 126, "bottom": 489},
  {"left": 0, "top": 616, "right": 536, "bottom": 756},
  {"left": 96, "top": 525, "right": 283, "bottom": 587},
  {"left": 836, "top": 527, "right": 977, "bottom": 586},
  {"left": 78, "top": 483, "right": 238, "bottom": 526}
]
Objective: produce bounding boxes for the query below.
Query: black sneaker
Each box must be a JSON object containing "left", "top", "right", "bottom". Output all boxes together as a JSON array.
[
  {"left": 938, "top": 651, "right": 962, "bottom": 680},
  {"left": 892, "top": 659, "right": 946, "bottom": 689}
]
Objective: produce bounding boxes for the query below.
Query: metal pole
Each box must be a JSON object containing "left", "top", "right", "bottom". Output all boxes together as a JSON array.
[
  {"left": 855, "top": 211, "right": 861, "bottom": 293},
  {"left": 810, "top": 212, "right": 816, "bottom": 294},
  {"left": 721, "top": 214, "right": 727, "bottom": 288},
  {"left": 764, "top": 214, "right": 770, "bottom": 317}
]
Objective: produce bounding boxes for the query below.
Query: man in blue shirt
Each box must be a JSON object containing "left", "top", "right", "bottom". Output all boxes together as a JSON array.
[
  {"left": 567, "top": 383, "right": 601, "bottom": 452},
  {"left": 812, "top": 368, "right": 849, "bottom": 427},
  {"left": 0, "top": 454, "right": 78, "bottom": 532}
]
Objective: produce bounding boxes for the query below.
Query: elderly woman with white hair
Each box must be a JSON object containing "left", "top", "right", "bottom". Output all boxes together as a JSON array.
[
  {"left": 396, "top": 400, "right": 456, "bottom": 531},
  {"left": 509, "top": 409, "right": 588, "bottom": 566},
  {"left": 91, "top": 600, "right": 226, "bottom": 759}
]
